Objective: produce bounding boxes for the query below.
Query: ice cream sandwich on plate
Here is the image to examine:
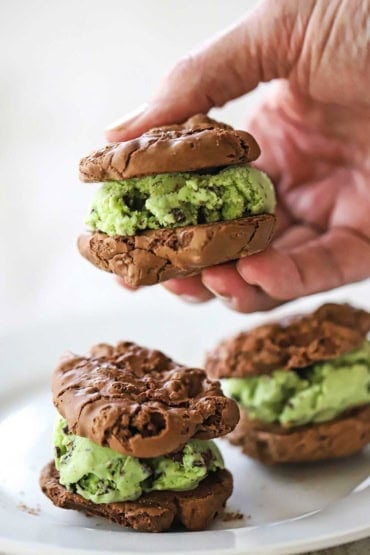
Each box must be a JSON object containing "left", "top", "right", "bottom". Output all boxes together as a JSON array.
[
  {"left": 206, "top": 303, "right": 370, "bottom": 464},
  {"left": 40, "top": 341, "right": 239, "bottom": 532},
  {"left": 78, "top": 114, "right": 276, "bottom": 286}
]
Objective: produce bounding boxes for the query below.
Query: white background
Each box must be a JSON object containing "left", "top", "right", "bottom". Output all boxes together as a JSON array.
[{"left": 0, "top": 0, "right": 369, "bottom": 333}]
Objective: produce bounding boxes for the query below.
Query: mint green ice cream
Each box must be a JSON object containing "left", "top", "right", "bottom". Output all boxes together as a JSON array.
[
  {"left": 86, "top": 165, "right": 275, "bottom": 236},
  {"left": 223, "top": 341, "right": 370, "bottom": 428},
  {"left": 54, "top": 419, "right": 224, "bottom": 504}
]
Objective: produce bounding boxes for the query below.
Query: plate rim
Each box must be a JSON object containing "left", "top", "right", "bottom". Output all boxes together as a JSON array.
[{"left": 0, "top": 519, "right": 369, "bottom": 555}]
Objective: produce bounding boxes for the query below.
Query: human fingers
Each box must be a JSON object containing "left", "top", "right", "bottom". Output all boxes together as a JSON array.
[
  {"left": 237, "top": 227, "right": 370, "bottom": 301},
  {"left": 106, "top": 0, "right": 313, "bottom": 142},
  {"left": 162, "top": 275, "right": 214, "bottom": 303},
  {"left": 201, "top": 263, "right": 278, "bottom": 312},
  {"left": 199, "top": 225, "right": 320, "bottom": 312}
]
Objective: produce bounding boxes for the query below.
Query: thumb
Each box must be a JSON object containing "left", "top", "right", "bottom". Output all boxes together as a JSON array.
[{"left": 106, "top": 0, "right": 312, "bottom": 142}]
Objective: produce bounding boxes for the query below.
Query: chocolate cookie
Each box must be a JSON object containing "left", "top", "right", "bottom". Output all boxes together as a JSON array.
[
  {"left": 53, "top": 341, "right": 239, "bottom": 458},
  {"left": 40, "top": 462, "right": 233, "bottom": 532},
  {"left": 228, "top": 406, "right": 370, "bottom": 464},
  {"left": 79, "top": 114, "right": 260, "bottom": 181},
  {"left": 206, "top": 303, "right": 370, "bottom": 378},
  {"left": 78, "top": 213, "right": 276, "bottom": 287}
]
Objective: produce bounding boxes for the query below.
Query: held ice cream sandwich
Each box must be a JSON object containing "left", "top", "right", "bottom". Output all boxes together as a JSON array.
[
  {"left": 78, "top": 114, "right": 276, "bottom": 286},
  {"left": 205, "top": 304, "right": 370, "bottom": 464},
  {"left": 40, "top": 341, "right": 239, "bottom": 532}
]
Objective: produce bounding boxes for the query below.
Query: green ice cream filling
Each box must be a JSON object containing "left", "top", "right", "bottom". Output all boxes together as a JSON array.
[
  {"left": 54, "top": 419, "right": 224, "bottom": 504},
  {"left": 223, "top": 340, "right": 370, "bottom": 428},
  {"left": 86, "top": 165, "right": 275, "bottom": 236}
]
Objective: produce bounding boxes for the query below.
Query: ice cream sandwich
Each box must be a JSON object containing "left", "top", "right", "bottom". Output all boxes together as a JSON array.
[
  {"left": 205, "top": 303, "right": 370, "bottom": 464},
  {"left": 78, "top": 114, "right": 276, "bottom": 286},
  {"left": 40, "top": 341, "right": 239, "bottom": 531}
]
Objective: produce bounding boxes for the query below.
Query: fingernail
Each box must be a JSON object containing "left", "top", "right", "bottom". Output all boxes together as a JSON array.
[
  {"left": 105, "top": 103, "right": 148, "bottom": 133},
  {"left": 203, "top": 286, "right": 231, "bottom": 301},
  {"left": 180, "top": 295, "right": 205, "bottom": 304},
  {"left": 221, "top": 297, "right": 237, "bottom": 308}
]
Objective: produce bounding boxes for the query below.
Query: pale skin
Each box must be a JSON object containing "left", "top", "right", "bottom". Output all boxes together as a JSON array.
[{"left": 106, "top": 0, "right": 370, "bottom": 313}]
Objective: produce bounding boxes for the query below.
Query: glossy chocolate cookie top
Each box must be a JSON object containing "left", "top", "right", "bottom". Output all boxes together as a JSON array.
[
  {"left": 206, "top": 303, "right": 370, "bottom": 378},
  {"left": 53, "top": 341, "right": 239, "bottom": 458},
  {"left": 79, "top": 114, "right": 260, "bottom": 181}
]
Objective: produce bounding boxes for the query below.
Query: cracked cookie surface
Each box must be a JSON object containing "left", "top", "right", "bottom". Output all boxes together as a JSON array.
[
  {"left": 206, "top": 303, "right": 370, "bottom": 378},
  {"left": 78, "top": 213, "right": 276, "bottom": 286},
  {"left": 79, "top": 114, "right": 260, "bottom": 181},
  {"left": 53, "top": 341, "right": 239, "bottom": 458}
]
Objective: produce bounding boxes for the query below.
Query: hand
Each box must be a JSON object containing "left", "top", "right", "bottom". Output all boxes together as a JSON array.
[{"left": 106, "top": 0, "right": 370, "bottom": 312}]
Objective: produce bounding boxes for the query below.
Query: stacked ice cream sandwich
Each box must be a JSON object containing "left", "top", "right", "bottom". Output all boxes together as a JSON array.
[
  {"left": 40, "top": 341, "right": 239, "bottom": 531},
  {"left": 78, "top": 114, "right": 276, "bottom": 286}
]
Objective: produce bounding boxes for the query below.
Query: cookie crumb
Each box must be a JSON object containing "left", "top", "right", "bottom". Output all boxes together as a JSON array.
[
  {"left": 221, "top": 509, "right": 245, "bottom": 522},
  {"left": 17, "top": 503, "right": 40, "bottom": 516}
]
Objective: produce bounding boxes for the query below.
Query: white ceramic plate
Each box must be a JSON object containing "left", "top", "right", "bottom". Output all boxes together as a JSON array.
[{"left": 0, "top": 299, "right": 369, "bottom": 555}]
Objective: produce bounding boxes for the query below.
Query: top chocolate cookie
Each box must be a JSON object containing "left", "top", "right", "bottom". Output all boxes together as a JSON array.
[
  {"left": 53, "top": 341, "right": 239, "bottom": 458},
  {"left": 206, "top": 304, "right": 370, "bottom": 378},
  {"left": 79, "top": 114, "right": 260, "bottom": 181}
]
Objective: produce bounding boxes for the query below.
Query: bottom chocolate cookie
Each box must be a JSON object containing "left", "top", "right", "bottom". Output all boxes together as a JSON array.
[
  {"left": 78, "top": 213, "right": 276, "bottom": 287},
  {"left": 40, "top": 462, "right": 233, "bottom": 532},
  {"left": 228, "top": 405, "right": 370, "bottom": 465}
]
